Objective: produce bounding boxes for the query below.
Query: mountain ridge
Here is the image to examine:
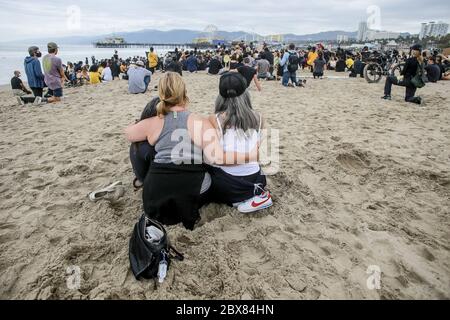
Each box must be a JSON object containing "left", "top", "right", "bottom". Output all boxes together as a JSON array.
[{"left": 4, "top": 28, "right": 363, "bottom": 45}]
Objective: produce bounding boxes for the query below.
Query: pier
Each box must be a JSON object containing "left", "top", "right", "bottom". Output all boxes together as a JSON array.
[{"left": 94, "top": 42, "right": 219, "bottom": 50}]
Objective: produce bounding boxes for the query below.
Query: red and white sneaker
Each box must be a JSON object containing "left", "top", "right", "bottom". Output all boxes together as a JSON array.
[{"left": 238, "top": 191, "right": 273, "bottom": 213}]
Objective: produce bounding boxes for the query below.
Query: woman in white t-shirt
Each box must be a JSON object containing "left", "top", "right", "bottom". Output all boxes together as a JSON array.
[{"left": 207, "top": 72, "right": 273, "bottom": 213}]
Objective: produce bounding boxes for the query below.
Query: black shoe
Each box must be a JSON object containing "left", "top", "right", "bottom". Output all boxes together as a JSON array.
[
  {"left": 412, "top": 97, "right": 422, "bottom": 105},
  {"left": 381, "top": 95, "right": 391, "bottom": 100},
  {"left": 406, "top": 96, "right": 422, "bottom": 105}
]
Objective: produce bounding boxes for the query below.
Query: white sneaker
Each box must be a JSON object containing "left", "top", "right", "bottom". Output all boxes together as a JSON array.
[
  {"left": 16, "top": 97, "right": 25, "bottom": 106},
  {"left": 33, "top": 97, "right": 42, "bottom": 105},
  {"left": 237, "top": 191, "right": 273, "bottom": 213}
]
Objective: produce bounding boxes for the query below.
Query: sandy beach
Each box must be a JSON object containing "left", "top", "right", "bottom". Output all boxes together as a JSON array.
[{"left": 0, "top": 71, "right": 449, "bottom": 299}]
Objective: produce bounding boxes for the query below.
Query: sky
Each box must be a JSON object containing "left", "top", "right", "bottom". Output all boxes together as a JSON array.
[{"left": 0, "top": 0, "right": 449, "bottom": 42}]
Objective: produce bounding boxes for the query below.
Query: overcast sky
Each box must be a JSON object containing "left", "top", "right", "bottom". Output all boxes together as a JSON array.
[{"left": 0, "top": 0, "right": 449, "bottom": 41}]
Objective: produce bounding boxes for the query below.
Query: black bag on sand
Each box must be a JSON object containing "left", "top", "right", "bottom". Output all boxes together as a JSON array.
[{"left": 129, "top": 213, "right": 184, "bottom": 281}]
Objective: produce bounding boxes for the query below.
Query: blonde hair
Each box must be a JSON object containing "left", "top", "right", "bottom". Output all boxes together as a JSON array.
[{"left": 157, "top": 72, "right": 189, "bottom": 117}]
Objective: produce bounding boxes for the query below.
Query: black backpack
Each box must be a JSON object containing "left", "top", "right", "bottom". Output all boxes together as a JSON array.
[
  {"left": 129, "top": 213, "right": 184, "bottom": 281},
  {"left": 411, "top": 62, "right": 426, "bottom": 89},
  {"left": 288, "top": 53, "right": 299, "bottom": 72}
]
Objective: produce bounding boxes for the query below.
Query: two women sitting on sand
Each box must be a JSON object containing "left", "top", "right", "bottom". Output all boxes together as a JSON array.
[{"left": 124, "top": 72, "right": 272, "bottom": 229}]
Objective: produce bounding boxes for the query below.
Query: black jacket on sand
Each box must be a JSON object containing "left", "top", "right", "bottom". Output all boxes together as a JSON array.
[{"left": 143, "top": 162, "right": 206, "bottom": 230}]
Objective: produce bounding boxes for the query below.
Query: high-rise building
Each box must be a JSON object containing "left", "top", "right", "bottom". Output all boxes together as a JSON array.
[
  {"left": 357, "top": 22, "right": 368, "bottom": 41},
  {"left": 365, "top": 30, "right": 401, "bottom": 41},
  {"left": 337, "top": 35, "right": 349, "bottom": 43},
  {"left": 419, "top": 21, "right": 449, "bottom": 39}
]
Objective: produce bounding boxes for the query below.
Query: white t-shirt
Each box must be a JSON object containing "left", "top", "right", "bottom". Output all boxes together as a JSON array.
[
  {"left": 214, "top": 114, "right": 261, "bottom": 176},
  {"left": 101, "top": 67, "right": 113, "bottom": 82}
]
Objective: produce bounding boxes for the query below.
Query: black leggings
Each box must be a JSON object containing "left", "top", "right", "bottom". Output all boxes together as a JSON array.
[{"left": 129, "top": 142, "right": 156, "bottom": 183}]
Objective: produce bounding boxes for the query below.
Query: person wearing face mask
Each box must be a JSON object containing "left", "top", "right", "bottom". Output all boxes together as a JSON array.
[
  {"left": 24, "top": 46, "right": 45, "bottom": 98},
  {"left": 382, "top": 44, "right": 424, "bottom": 105}
]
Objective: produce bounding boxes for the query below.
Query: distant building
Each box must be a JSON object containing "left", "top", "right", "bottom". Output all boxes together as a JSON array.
[
  {"left": 357, "top": 21, "right": 401, "bottom": 41},
  {"left": 102, "top": 37, "right": 125, "bottom": 44},
  {"left": 419, "top": 21, "right": 449, "bottom": 39},
  {"left": 337, "top": 35, "right": 349, "bottom": 43},
  {"left": 365, "top": 30, "right": 401, "bottom": 41},
  {"left": 357, "top": 22, "right": 368, "bottom": 42}
]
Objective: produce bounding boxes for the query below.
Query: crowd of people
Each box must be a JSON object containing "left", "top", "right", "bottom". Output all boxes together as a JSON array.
[
  {"left": 11, "top": 40, "right": 450, "bottom": 106},
  {"left": 7, "top": 39, "right": 450, "bottom": 230}
]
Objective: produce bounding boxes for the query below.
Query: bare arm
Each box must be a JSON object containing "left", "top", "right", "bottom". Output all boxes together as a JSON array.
[
  {"left": 253, "top": 75, "right": 262, "bottom": 92},
  {"left": 124, "top": 118, "right": 152, "bottom": 143},
  {"left": 189, "top": 114, "right": 258, "bottom": 165}
]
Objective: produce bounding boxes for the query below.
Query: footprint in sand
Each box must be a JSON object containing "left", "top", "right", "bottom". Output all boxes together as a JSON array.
[
  {"left": 420, "top": 248, "right": 435, "bottom": 262},
  {"left": 0, "top": 222, "right": 21, "bottom": 243},
  {"left": 336, "top": 151, "right": 370, "bottom": 172}
]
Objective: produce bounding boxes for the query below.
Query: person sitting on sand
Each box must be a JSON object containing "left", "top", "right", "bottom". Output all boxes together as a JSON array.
[
  {"left": 127, "top": 60, "right": 152, "bottom": 94},
  {"left": 128, "top": 97, "right": 160, "bottom": 189},
  {"left": 313, "top": 51, "right": 326, "bottom": 79},
  {"left": 119, "top": 62, "right": 128, "bottom": 79},
  {"left": 124, "top": 72, "right": 257, "bottom": 229},
  {"left": 11, "top": 71, "right": 33, "bottom": 105},
  {"left": 207, "top": 72, "right": 272, "bottom": 213},
  {"left": 207, "top": 54, "right": 223, "bottom": 75},
  {"left": 186, "top": 51, "right": 198, "bottom": 73},
  {"left": 89, "top": 65, "right": 101, "bottom": 84},
  {"left": 382, "top": 44, "right": 424, "bottom": 105},
  {"left": 43, "top": 42, "right": 67, "bottom": 103},
  {"left": 345, "top": 55, "right": 354, "bottom": 71},
  {"left": 232, "top": 57, "right": 262, "bottom": 92},
  {"left": 164, "top": 57, "right": 183, "bottom": 76},
  {"left": 424, "top": 56, "right": 441, "bottom": 83},
  {"left": 79, "top": 66, "right": 90, "bottom": 85},
  {"left": 256, "top": 53, "right": 274, "bottom": 80},
  {"left": 11, "top": 70, "right": 48, "bottom": 105},
  {"left": 101, "top": 61, "right": 113, "bottom": 82}
]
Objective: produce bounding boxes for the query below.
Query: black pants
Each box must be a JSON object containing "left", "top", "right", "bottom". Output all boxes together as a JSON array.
[
  {"left": 384, "top": 76, "right": 417, "bottom": 101},
  {"left": 19, "top": 96, "right": 36, "bottom": 104},
  {"left": 313, "top": 71, "right": 323, "bottom": 78},
  {"left": 31, "top": 87, "right": 43, "bottom": 97},
  {"left": 206, "top": 166, "right": 267, "bottom": 206},
  {"left": 129, "top": 142, "right": 156, "bottom": 183}
]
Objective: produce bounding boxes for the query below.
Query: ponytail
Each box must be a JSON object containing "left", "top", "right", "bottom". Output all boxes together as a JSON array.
[
  {"left": 156, "top": 100, "right": 171, "bottom": 117},
  {"left": 157, "top": 72, "right": 189, "bottom": 117}
]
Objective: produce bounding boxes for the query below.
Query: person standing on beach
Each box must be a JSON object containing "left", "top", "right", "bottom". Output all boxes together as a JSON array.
[
  {"left": 148, "top": 47, "right": 158, "bottom": 74},
  {"left": 24, "top": 46, "right": 45, "bottom": 98},
  {"left": 279, "top": 43, "right": 302, "bottom": 87},
  {"left": 307, "top": 47, "right": 318, "bottom": 72},
  {"left": 43, "top": 42, "right": 67, "bottom": 103}
]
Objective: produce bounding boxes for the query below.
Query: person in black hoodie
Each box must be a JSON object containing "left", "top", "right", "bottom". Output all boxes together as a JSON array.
[{"left": 382, "top": 44, "right": 424, "bottom": 105}]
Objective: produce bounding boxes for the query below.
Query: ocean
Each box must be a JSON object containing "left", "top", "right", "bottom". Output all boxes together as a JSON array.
[{"left": 0, "top": 44, "right": 175, "bottom": 86}]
